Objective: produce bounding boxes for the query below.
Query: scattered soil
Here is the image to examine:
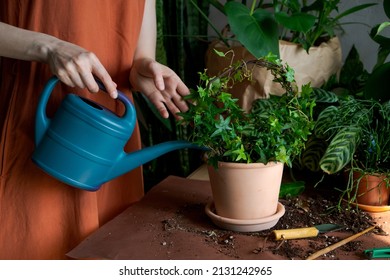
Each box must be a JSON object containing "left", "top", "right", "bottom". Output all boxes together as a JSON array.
[
  {"left": 256, "top": 194, "right": 377, "bottom": 259},
  {"left": 161, "top": 171, "right": 389, "bottom": 260}
]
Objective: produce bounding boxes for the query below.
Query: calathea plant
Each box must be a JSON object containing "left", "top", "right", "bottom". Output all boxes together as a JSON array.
[
  {"left": 293, "top": 0, "right": 390, "bottom": 207},
  {"left": 298, "top": 0, "right": 390, "bottom": 176},
  {"left": 178, "top": 51, "right": 315, "bottom": 168}
]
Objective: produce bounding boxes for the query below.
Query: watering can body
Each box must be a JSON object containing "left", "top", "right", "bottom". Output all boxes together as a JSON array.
[{"left": 32, "top": 76, "right": 200, "bottom": 191}]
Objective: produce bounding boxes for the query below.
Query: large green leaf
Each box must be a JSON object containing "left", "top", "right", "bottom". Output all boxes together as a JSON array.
[
  {"left": 314, "top": 105, "right": 339, "bottom": 138},
  {"left": 224, "top": 1, "right": 279, "bottom": 58},
  {"left": 338, "top": 45, "right": 368, "bottom": 89},
  {"left": 385, "top": 0, "right": 390, "bottom": 19},
  {"left": 334, "top": 3, "right": 378, "bottom": 21},
  {"left": 369, "top": 22, "right": 390, "bottom": 69},
  {"left": 300, "top": 135, "right": 328, "bottom": 172},
  {"left": 370, "top": 22, "right": 390, "bottom": 47},
  {"left": 363, "top": 62, "right": 390, "bottom": 102},
  {"left": 319, "top": 126, "right": 361, "bottom": 174},
  {"left": 275, "top": 12, "right": 316, "bottom": 33},
  {"left": 369, "top": 1, "right": 390, "bottom": 68}
]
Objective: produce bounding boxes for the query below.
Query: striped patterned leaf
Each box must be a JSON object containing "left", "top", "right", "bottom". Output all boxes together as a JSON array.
[
  {"left": 314, "top": 105, "right": 339, "bottom": 138},
  {"left": 300, "top": 135, "right": 329, "bottom": 172},
  {"left": 319, "top": 126, "right": 361, "bottom": 174},
  {"left": 381, "top": 100, "right": 390, "bottom": 120},
  {"left": 251, "top": 98, "right": 275, "bottom": 114},
  {"left": 353, "top": 107, "right": 372, "bottom": 126},
  {"left": 312, "top": 88, "right": 339, "bottom": 103}
]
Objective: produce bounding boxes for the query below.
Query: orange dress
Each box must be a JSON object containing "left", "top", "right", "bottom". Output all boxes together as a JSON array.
[{"left": 0, "top": 0, "right": 145, "bottom": 259}]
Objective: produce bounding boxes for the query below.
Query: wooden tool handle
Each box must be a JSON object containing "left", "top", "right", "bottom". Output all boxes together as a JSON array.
[
  {"left": 273, "top": 227, "right": 319, "bottom": 240},
  {"left": 306, "top": 226, "right": 376, "bottom": 260}
]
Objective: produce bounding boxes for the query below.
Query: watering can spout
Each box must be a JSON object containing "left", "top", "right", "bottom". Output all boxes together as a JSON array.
[{"left": 107, "top": 140, "right": 202, "bottom": 181}]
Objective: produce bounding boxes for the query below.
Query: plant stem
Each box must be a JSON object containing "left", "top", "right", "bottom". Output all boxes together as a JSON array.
[
  {"left": 250, "top": 0, "right": 258, "bottom": 15},
  {"left": 209, "top": 58, "right": 293, "bottom": 93}
]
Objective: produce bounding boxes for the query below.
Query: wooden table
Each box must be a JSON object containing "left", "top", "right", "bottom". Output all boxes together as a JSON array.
[{"left": 67, "top": 173, "right": 390, "bottom": 260}]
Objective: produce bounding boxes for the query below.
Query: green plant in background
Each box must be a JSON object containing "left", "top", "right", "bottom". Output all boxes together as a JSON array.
[
  {"left": 362, "top": 0, "right": 390, "bottom": 103},
  {"left": 293, "top": 0, "right": 390, "bottom": 207},
  {"left": 297, "top": 52, "right": 390, "bottom": 177},
  {"left": 195, "top": 0, "right": 376, "bottom": 58},
  {"left": 370, "top": 0, "right": 390, "bottom": 71},
  {"left": 314, "top": 96, "right": 390, "bottom": 206},
  {"left": 310, "top": 0, "right": 390, "bottom": 176},
  {"left": 272, "top": 0, "right": 376, "bottom": 51},
  {"left": 178, "top": 51, "right": 315, "bottom": 169},
  {"left": 313, "top": 97, "right": 390, "bottom": 175}
]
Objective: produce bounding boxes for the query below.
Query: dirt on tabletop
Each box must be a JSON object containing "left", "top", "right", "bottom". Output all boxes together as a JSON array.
[
  {"left": 160, "top": 172, "right": 389, "bottom": 260},
  {"left": 67, "top": 174, "right": 389, "bottom": 260}
]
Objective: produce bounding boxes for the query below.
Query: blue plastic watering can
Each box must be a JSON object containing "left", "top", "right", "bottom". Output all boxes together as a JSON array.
[{"left": 32, "top": 76, "right": 199, "bottom": 191}]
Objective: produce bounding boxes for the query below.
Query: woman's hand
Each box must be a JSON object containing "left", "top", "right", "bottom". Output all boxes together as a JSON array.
[
  {"left": 130, "top": 58, "right": 189, "bottom": 119},
  {"left": 0, "top": 22, "right": 118, "bottom": 98},
  {"left": 45, "top": 40, "right": 118, "bottom": 98}
]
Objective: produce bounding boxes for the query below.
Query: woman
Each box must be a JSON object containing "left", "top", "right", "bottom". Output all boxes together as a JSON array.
[{"left": 0, "top": 0, "right": 189, "bottom": 259}]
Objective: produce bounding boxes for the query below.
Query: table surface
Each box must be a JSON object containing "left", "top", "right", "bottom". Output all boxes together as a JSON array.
[{"left": 67, "top": 174, "right": 390, "bottom": 260}]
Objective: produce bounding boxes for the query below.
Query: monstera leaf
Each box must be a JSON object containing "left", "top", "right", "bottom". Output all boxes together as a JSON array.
[
  {"left": 224, "top": 1, "right": 279, "bottom": 58},
  {"left": 274, "top": 11, "right": 316, "bottom": 33}
]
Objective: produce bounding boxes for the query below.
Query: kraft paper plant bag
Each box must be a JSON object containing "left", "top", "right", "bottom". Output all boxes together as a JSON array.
[{"left": 205, "top": 37, "right": 342, "bottom": 111}]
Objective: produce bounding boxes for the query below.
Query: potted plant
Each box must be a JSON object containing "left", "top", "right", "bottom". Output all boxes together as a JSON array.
[
  {"left": 178, "top": 51, "right": 315, "bottom": 231},
  {"left": 204, "top": 0, "right": 376, "bottom": 57},
  {"left": 192, "top": 0, "right": 375, "bottom": 106},
  {"left": 297, "top": 0, "right": 390, "bottom": 210},
  {"left": 310, "top": 94, "right": 390, "bottom": 208}
]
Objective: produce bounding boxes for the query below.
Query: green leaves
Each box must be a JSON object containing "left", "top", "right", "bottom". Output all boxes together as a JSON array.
[
  {"left": 211, "top": 115, "right": 232, "bottom": 138},
  {"left": 369, "top": 0, "right": 390, "bottom": 69},
  {"left": 370, "top": 22, "right": 390, "bottom": 69},
  {"left": 314, "top": 105, "right": 339, "bottom": 138},
  {"left": 248, "top": 77, "right": 315, "bottom": 166},
  {"left": 274, "top": 12, "right": 316, "bottom": 33},
  {"left": 385, "top": 0, "right": 390, "bottom": 19},
  {"left": 178, "top": 56, "right": 315, "bottom": 167},
  {"left": 304, "top": 86, "right": 390, "bottom": 175},
  {"left": 311, "top": 88, "right": 339, "bottom": 103},
  {"left": 319, "top": 126, "right": 361, "bottom": 174},
  {"left": 363, "top": 62, "right": 390, "bottom": 102},
  {"left": 224, "top": 1, "right": 279, "bottom": 58}
]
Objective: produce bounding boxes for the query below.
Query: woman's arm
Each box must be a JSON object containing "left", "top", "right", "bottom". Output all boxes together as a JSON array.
[
  {"left": 129, "top": 0, "right": 189, "bottom": 119},
  {"left": 0, "top": 22, "right": 51, "bottom": 62},
  {"left": 0, "top": 22, "right": 117, "bottom": 98}
]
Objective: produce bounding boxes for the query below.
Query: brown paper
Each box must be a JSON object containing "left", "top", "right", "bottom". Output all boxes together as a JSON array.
[{"left": 205, "top": 37, "right": 342, "bottom": 111}]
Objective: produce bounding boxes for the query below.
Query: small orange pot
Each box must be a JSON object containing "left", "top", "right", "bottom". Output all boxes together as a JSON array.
[{"left": 354, "top": 172, "right": 389, "bottom": 206}]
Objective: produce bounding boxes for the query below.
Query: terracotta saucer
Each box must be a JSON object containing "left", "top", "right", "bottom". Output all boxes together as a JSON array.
[
  {"left": 205, "top": 201, "right": 285, "bottom": 232},
  {"left": 349, "top": 201, "right": 390, "bottom": 213}
]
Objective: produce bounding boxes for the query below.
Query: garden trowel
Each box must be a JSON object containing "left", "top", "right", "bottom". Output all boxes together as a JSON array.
[{"left": 272, "top": 224, "right": 344, "bottom": 240}]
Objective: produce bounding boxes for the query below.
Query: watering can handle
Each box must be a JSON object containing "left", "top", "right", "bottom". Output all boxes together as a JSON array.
[
  {"left": 35, "top": 76, "right": 136, "bottom": 146},
  {"left": 93, "top": 79, "right": 136, "bottom": 123}
]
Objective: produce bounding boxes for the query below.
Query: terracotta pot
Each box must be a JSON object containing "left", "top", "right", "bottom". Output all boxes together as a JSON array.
[
  {"left": 207, "top": 161, "right": 284, "bottom": 220},
  {"left": 354, "top": 172, "right": 390, "bottom": 206}
]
